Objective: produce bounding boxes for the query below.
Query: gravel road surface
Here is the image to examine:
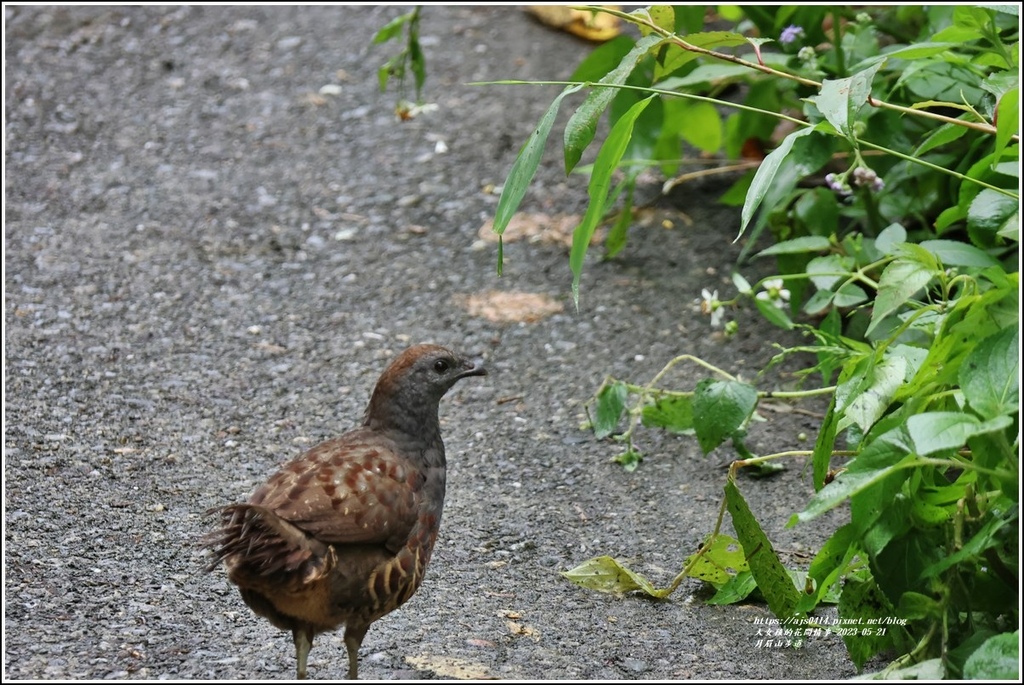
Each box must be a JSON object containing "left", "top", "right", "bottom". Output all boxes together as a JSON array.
[{"left": 5, "top": 5, "right": 856, "bottom": 680}]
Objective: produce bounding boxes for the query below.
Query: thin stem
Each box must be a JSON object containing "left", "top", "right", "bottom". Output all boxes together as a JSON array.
[
  {"left": 737, "top": 449, "right": 858, "bottom": 467},
  {"left": 476, "top": 79, "right": 809, "bottom": 128},
  {"left": 663, "top": 161, "right": 761, "bottom": 193},
  {"left": 647, "top": 354, "right": 739, "bottom": 386},
  {"left": 761, "top": 387, "right": 837, "bottom": 399}
]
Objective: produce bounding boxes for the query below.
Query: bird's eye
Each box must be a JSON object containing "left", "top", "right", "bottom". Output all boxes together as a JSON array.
[{"left": 433, "top": 359, "right": 451, "bottom": 374}]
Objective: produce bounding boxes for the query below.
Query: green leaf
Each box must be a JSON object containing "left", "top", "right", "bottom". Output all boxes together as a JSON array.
[
  {"left": 874, "top": 223, "right": 907, "bottom": 255},
  {"left": 806, "top": 253, "right": 853, "bottom": 292},
  {"left": 993, "top": 161, "right": 1020, "bottom": 178},
  {"left": 899, "top": 61, "right": 987, "bottom": 104},
  {"left": 706, "top": 570, "right": 758, "bottom": 604},
  {"left": 632, "top": 5, "right": 674, "bottom": 35},
  {"left": 658, "top": 63, "right": 750, "bottom": 89},
  {"left": 563, "top": 33, "right": 664, "bottom": 174},
  {"left": 754, "top": 297, "right": 794, "bottom": 330},
  {"left": 968, "top": 188, "right": 1019, "bottom": 247},
  {"left": 994, "top": 87, "right": 1019, "bottom": 164},
  {"left": 936, "top": 150, "right": 1016, "bottom": 234},
  {"left": 930, "top": 25, "right": 984, "bottom": 42},
  {"left": 725, "top": 480, "right": 801, "bottom": 621},
  {"left": 593, "top": 381, "right": 629, "bottom": 439},
  {"left": 796, "top": 522, "right": 858, "bottom": 613},
  {"left": 571, "top": 95, "right": 656, "bottom": 307},
  {"left": 641, "top": 395, "right": 695, "bottom": 434},
  {"left": 922, "top": 506, "right": 1016, "bottom": 579},
  {"left": 878, "top": 41, "right": 958, "bottom": 61},
  {"left": 804, "top": 289, "right": 835, "bottom": 316},
  {"left": 793, "top": 187, "right": 840, "bottom": 239},
  {"left": 685, "top": 534, "right": 749, "bottom": 586},
  {"left": 899, "top": 591, "right": 942, "bottom": 620},
  {"left": 833, "top": 282, "right": 868, "bottom": 308},
  {"left": 561, "top": 555, "right": 670, "bottom": 598},
  {"left": 960, "top": 326, "right": 1020, "bottom": 419},
  {"left": 964, "top": 631, "right": 1020, "bottom": 680},
  {"left": 918, "top": 239, "right": 1001, "bottom": 268},
  {"left": 674, "top": 4, "right": 707, "bottom": 32},
  {"left": 907, "top": 412, "right": 1013, "bottom": 455},
  {"left": 899, "top": 282, "right": 1019, "bottom": 400},
  {"left": 678, "top": 101, "right": 723, "bottom": 154},
  {"left": 570, "top": 35, "right": 635, "bottom": 82},
  {"left": 914, "top": 121, "right": 970, "bottom": 156},
  {"left": 792, "top": 452, "right": 916, "bottom": 525},
  {"left": 837, "top": 356, "right": 907, "bottom": 434},
  {"left": 867, "top": 256, "right": 935, "bottom": 336},
  {"left": 692, "top": 379, "right": 758, "bottom": 454},
  {"left": 838, "top": 576, "right": 907, "bottom": 669},
  {"left": 654, "top": 31, "right": 748, "bottom": 81},
  {"left": 604, "top": 183, "right": 634, "bottom": 259},
  {"left": 952, "top": 5, "right": 992, "bottom": 30},
  {"left": 807, "top": 62, "right": 884, "bottom": 140},
  {"left": 812, "top": 398, "right": 839, "bottom": 491},
  {"left": 739, "top": 127, "right": 816, "bottom": 237},
  {"left": 653, "top": 98, "right": 686, "bottom": 177},
  {"left": 756, "top": 235, "right": 832, "bottom": 256},
  {"left": 493, "top": 85, "right": 583, "bottom": 240},
  {"left": 372, "top": 12, "right": 411, "bottom": 43}
]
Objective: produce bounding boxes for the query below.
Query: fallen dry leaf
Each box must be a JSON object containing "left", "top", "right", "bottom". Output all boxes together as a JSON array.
[
  {"left": 456, "top": 291, "right": 564, "bottom": 324},
  {"left": 525, "top": 6, "right": 621, "bottom": 42},
  {"left": 405, "top": 655, "right": 494, "bottom": 680},
  {"left": 506, "top": 620, "right": 541, "bottom": 641},
  {"left": 479, "top": 212, "right": 605, "bottom": 249}
]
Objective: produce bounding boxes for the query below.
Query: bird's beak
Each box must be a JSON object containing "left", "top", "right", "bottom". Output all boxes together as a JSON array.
[{"left": 458, "top": 359, "right": 487, "bottom": 378}]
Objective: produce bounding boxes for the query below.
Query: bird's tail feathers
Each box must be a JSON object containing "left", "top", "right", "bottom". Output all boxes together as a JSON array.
[{"left": 201, "top": 504, "right": 331, "bottom": 581}]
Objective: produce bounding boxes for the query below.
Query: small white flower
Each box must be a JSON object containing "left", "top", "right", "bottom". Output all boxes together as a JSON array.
[
  {"left": 797, "top": 46, "right": 817, "bottom": 62},
  {"left": 756, "top": 278, "right": 791, "bottom": 309},
  {"left": 700, "top": 288, "right": 725, "bottom": 327},
  {"left": 395, "top": 100, "right": 438, "bottom": 120}
]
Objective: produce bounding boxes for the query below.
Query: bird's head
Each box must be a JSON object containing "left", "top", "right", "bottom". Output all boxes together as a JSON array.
[{"left": 363, "top": 344, "right": 487, "bottom": 433}]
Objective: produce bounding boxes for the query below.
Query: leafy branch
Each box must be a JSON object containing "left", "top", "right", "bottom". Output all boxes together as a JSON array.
[{"left": 577, "top": 4, "right": 1019, "bottom": 142}]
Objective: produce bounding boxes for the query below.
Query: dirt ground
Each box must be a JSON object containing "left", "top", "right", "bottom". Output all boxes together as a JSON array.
[{"left": 5, "top": 5, "right": 859, "bottom": 680}]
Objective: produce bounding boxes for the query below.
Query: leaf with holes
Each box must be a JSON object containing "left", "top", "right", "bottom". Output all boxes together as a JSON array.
[
  {"left": 692, "top": 379, "right": 758, "bottom": 455},
  {"left": 725, "top": 480, "right": 801, "bottom": 621}
]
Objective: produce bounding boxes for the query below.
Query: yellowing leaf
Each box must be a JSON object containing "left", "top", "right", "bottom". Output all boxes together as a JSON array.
[{"left": 525, "top": 6, "right": 621, "bottom": 42}]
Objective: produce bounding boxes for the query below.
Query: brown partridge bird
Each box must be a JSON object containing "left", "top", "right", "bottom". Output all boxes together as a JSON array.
[{"left": 203, "top": 344, "right": 486, "bottom": 679}]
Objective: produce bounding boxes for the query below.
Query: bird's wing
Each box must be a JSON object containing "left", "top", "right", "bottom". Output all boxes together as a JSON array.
[{"left": 248, "top": 431, "right": 428, "bottom": 550}]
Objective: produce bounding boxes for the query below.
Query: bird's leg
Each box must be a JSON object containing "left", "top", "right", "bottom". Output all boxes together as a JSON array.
[
  {"left": 343, "top": 624, "right": 370, "bottom": 680},
  {"left": 293, "top": 627, "right": 313, "bottom": 680}
]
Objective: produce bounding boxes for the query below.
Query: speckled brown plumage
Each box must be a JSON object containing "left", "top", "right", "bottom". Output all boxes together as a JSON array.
[{"left": 203, "top": 344, "right": 486, "bottom": 679}]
